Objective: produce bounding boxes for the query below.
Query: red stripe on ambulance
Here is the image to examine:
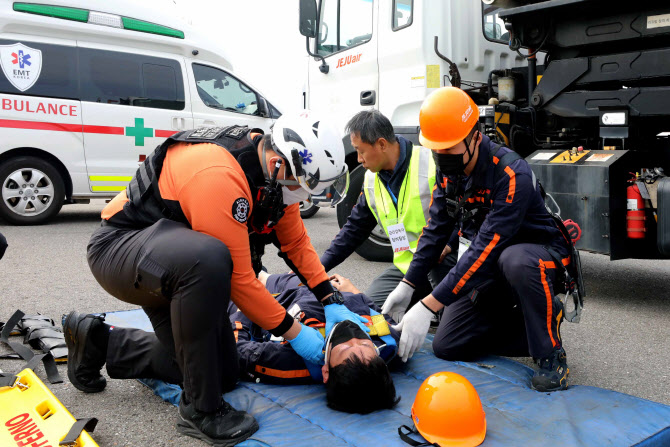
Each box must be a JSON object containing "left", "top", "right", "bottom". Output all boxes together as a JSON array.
[
  {"left": 0, "top": 118, "right": 173, "bottom": 138},
  {"left": 0, "top": 119, "right": 81, "bottom": 133},
  {"left": 82, "top": 124, "right": 124, "bottom": 135},
  {"left": 155, "top": 129, "right": 178, "bottom": 137}
]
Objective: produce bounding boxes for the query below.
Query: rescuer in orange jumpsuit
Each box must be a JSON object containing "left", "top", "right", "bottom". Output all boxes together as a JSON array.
[{"left": 63, "top": 112, "right": 358, "bottom": 446}]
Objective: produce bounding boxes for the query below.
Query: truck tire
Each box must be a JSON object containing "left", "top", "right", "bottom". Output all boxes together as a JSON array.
[
  {"left": 299, "top": 199, "right": 319, "bottom": 219},
  {"left": 0, "top": 156, "right": 65, "bottom": 225},
  {"left": 336, "top": 165, "right": 393, "bottom": 262}
]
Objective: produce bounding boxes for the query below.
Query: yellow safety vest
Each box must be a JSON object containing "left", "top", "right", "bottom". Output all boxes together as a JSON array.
[{"left": 363, "top": 146, "right": 436, "bottom": 274}]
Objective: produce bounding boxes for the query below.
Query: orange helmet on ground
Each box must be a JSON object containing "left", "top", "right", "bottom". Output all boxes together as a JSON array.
[
  {"left": 419, "top": 87, "right": 480, "bottom": 150},
  {"left": 410, "top": 372, "right": 486, "bottom": 447}
]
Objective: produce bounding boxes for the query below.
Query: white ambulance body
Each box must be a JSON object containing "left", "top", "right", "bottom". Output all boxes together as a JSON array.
[{"left": 0, "top": 1, "right": 280, "bottom": 224}]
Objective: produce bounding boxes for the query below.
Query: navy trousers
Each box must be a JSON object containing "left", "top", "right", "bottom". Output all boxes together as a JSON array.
[{"left": 433, "top": 243, "right": 564, "bottom": 361}]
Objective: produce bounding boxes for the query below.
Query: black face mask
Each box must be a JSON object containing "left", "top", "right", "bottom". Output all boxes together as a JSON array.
[
  {"left": 328, "top": 320, "right": 370, "bottom": 349},
  {"left": 433, "top": 152, "right": 465, "bottom": 175},
  {"left": 432, "top": 130, "right": 479, "bottom": 176}
]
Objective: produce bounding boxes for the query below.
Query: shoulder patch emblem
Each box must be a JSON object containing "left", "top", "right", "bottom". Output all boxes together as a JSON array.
[{"left": 232, "top": 198, "right": 250, "bottom": 223}]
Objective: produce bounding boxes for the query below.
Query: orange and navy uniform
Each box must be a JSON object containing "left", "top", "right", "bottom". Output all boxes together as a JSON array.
[
  {"left": 405, "top": 135, "right": 570, "bottom": 307},
  {"left": 230, "top": 273, "right": 399, "bottom": 385},
  {"left": 101, "top": 140, "right": 330, "bottom": 335}
]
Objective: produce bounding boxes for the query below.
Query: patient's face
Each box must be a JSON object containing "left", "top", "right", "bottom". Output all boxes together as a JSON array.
[{"left": 328, "top": 337, "right": 378, "bottom": 367}]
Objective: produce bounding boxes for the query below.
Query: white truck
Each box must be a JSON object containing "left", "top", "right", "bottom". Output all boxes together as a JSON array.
[
  {"left": 0, "top": 0, "right": 281, "bottom": 225},
  {"left": 298, "top": 0, "right": 524, "bottom": 260}
]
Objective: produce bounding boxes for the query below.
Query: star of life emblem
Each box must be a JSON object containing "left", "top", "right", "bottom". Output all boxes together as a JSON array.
[{"left": 0, "top": 43, "right": 43, "bottom": 92}]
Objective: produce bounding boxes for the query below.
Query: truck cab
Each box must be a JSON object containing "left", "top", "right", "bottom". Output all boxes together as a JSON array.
[{"left": 299, "top": 0, "right": 523, "bottom": 260}]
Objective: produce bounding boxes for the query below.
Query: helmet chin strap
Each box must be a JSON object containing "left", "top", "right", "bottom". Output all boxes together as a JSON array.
[
  {"left": 462, "top": 129, "right": 480, "bottom": 173},
  {"left": 262, "top": 137, "right": 297, "bottom": 185},
  {"left": 261, "top": 138, "right": 272, "bottom": 180}
]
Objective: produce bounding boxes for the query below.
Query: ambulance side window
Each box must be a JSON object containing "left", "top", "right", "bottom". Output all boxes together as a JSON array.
[
  {"left": 0, "top": 40, "right": 78, "bottom": 99},
  {"left": 79, "top": 48, "right": 184, "bottom": 110},
  {"left": 192, "top": 64, "right": 259, "bottom": 115},
  {"left": 142, "top": 64, "right": 183, "bottom": 110},
  {"left": 316, "top": 0, "right": 373, "bottom": 57}
]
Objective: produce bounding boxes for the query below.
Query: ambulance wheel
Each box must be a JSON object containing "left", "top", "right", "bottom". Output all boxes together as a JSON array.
[
  {"left": 299, "top": 200, "right": 319, "bottom": 219},
  {"left": 0, "top": 156, "right": 65, "bottom": 225},
  {"left": 336, "top": 165, "right": 393, "bottom": 262}
]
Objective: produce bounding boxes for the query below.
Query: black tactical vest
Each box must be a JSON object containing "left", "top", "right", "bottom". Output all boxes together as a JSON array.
[{"left": 123, "top": 125, "right": 265, "bottom": 228}]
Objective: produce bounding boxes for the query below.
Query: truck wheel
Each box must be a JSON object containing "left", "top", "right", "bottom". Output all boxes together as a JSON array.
[
  {"left": 299, "top": 199, "right": 319, "bottom": 219},
  {"left": 0, "top": 156, "right": 65, "bottom": 225},
  {"left": 336, "top": 165, "right": 393, "bottom": 262}
]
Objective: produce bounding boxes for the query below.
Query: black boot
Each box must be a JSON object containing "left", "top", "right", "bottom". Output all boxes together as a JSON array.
[
  {"left": 63, "top": 311, "right": 108, "bottom": 393},
  {"left": 531, "top": 347, "right": 569, "bottom": 392},
  {"left": 177, "top": 394, "right": 259, "bottom": 446}
]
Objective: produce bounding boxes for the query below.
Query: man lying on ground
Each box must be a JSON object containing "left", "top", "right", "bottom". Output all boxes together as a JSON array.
[
  {"left": 237, "top": 271, "right": 400, "bottom": 413},
  {"left": 63, "top": 272, "right": 400, "bottom": 415}
]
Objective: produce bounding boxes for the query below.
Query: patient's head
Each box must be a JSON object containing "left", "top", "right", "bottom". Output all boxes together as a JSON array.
[{"left": 321, "top": 320, "right": 399, "bottom": 413}]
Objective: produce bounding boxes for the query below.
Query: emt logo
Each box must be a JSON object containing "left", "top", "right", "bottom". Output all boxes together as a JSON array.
[
  {"left": 12, "top": 50, "right": 31, "bottom": 69},
  {"left": 299, "top": 149, "right": 313, "bottom": 164},
  {"left": 0, "top": 43, "right": 43, "bottom": 92}
]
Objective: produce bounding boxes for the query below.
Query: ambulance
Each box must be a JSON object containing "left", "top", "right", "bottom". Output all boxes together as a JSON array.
[{"left": 0, "top": 1, "right": 281, "bottom": 224}]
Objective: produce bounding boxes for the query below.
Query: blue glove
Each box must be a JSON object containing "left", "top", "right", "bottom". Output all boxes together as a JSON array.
[
  {"left": 324, "top": 303, "right": 370, "bottom": 337},
  {"left": 287, "top": 323, "right": 325, "bottom": 365},
  {"left": 236, "top": 102, "right": 246, "bottom": 108}
]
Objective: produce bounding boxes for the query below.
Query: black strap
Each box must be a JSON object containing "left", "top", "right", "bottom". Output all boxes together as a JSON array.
[
  {"left": 59, "top": 418, "right": 98, "bottom": 446},
  {"left": 1, "top": 310, "right": 35, "bottom": 361},
  {"left": 398, "top": 425, "right": 438, "bottom": 447},
  {"left": 1, "top": 310, "right": 62, "bottom": 384},
  {"left": 26, "top": 353, "right": 62, "bottom": 384},
  {"left": 17, "top": 314, "right": 54, "bottom": 330},
  {"left": 449, "top": 144, "right": 521, "bottom": 221},
  {"left": 0, "top": 373, "right": 19, "bottom": 388}
]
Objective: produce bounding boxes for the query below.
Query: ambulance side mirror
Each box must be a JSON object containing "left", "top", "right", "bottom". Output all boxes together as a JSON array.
[
  {"left": 299, "top": 0, "right": 318, "bottom": 38},
  {"left": 257, "top": 97, "right": 270, "bottom": 118}
]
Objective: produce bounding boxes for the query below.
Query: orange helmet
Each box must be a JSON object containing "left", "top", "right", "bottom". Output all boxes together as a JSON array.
[
  {"left": 411, "top": 372, "right": 486, "bottom": 447},
  {"left": 419, "top": 87, "right": 480, "bottom": 150}
]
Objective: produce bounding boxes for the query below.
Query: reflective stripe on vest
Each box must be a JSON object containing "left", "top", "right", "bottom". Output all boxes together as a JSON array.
[{"left": 363, "top": 146, "right": 436, "bottom": 274}]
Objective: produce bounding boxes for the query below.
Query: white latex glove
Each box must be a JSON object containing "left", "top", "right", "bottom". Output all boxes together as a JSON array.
[
  {"left": 391, "top": 301, "right": 434, "bottom": 362},
  {"left": 381, "top": 281, "right": 415, "bottom": 323}
]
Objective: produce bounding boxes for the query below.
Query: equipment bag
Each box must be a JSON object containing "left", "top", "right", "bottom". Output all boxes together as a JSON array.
[{"left": 1, "top": 310, "right": 62, "bottom": 383}]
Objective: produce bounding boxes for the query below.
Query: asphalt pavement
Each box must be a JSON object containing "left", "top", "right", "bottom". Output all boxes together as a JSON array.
[{"left": 0, "top": 201, "right": 669, "bottom": 446}]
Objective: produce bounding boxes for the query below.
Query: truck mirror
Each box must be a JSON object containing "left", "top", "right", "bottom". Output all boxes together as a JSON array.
[{"left": 299, "top": 0, "right": 318, "bottom": 38}]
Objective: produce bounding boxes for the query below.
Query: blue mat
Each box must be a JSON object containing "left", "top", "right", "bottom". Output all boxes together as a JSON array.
[{"left": 104, "top": 309, "right": 670, "bottom": 447}]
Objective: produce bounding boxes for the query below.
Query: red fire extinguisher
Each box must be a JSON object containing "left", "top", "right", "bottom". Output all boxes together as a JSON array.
[{"left": 626, "top": 178, "right": 646, "bottom": 239}]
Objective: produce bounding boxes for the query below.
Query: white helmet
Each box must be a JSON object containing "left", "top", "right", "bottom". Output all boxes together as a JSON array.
[{"left": 270, "top": 111, "right": 349, "bottom": 203}]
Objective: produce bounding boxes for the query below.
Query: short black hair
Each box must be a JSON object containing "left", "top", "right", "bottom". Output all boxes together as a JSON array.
[
  {"left": 325, "top": 355, "right": 400, "bottom": 414},
  {"left": 345, "top": 110, "right": 396, "bottom": 145}
]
